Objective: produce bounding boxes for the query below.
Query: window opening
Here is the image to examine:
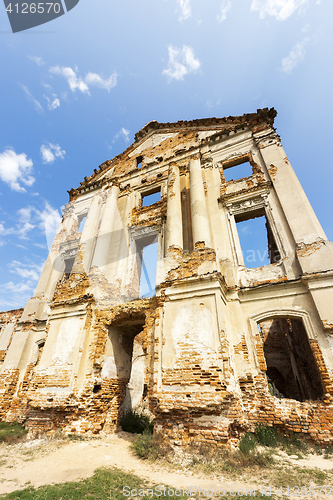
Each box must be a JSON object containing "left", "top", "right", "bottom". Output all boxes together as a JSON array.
[
  {"left": 235, "top": 209, "right": 280, "bottom": 268},
  {"left": 64, "top": 256, "right": 75, "bottom": 279},
  {"left": 140, "top": 241, "right": 158, "bottom": 298},
  {"left": 223, "top": 160, "right": 252, "bottom": 182},
  {"left": 78, "top": 215, "right": 87, "bottom": 233},
  {"left": 136, "top": 156, "right": 143, "bottom": 169},
  {"left": 142, "top": 188, "right": 161, "bottom": 207},
  {"left": 35, "top": 340, "right": 45, "bottom": 364},
  {"left": 258, "top": 318, "right": 324, "bottom": 402}
]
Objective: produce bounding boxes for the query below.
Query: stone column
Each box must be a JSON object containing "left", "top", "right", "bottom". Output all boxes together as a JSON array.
[
  {"left": 91, "top": 185, "right": 120, "bottom": 273},
  {"left": 43, "top": 210, "right": 78, "bottom": 295},
  {"left": 257, "top": 131, "right": 333, "bottom": 331},
  {"left": 189, "top": 157, "right": 211, "bottom": 248},
  {"left": 20, "top": 208, "right": 77, "bottom": 322},
  {"left": 165, "top": 163, "right": 183, "bottom": 252},
  {"left": 257, "top": 133, "right": 333, "bottom": 273},
  {"left": 258, "top": 136, "right": 326, "bottom": 243},
  {"left": 80, "top": 192, "right": 103, "bottom": 272}
]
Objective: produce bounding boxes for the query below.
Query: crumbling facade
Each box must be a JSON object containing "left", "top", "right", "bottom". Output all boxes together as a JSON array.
[{"left": 1, "top": 108, "right": 333, "bottom": 445}]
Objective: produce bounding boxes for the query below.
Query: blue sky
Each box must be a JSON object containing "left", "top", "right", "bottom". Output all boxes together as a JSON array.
[{"left": 0, "top": 0, "right": 332, "bottom": 310}]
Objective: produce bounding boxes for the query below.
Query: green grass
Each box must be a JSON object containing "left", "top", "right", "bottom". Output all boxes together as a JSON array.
[
  {"left": 66, "top": 434, "right": 87, "bottom": 441},
  {"left": 272, "top": 466, "right": 330, "bottom": 488},
  {"left": 240, "top": 425, "right": 309, "bottom": 457},
  {"left": 120, "top": 410, "right": 154, "bottom": 435},
  {"left": 0, "top": 467, "right": 190, "bottom": 499},
  {"left": 239, "top": 432, "right": 257, "bottom": 454},
  {"left": 131, "top": 433, "right": 173, "bottom": 460},
  {"left": 0, "top": 423, "right": 28, "bottom": 444},
  {"left": 254, "top": 425, "right": 279, "bottom": 448}
]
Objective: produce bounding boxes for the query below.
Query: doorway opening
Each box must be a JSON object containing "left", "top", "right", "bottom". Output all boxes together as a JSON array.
[
  {"left": 107, "top": 314, "right": 148, "bottom": 424},
  {"left": 258, "top": 317, "right": 324, "bottom": 401}
]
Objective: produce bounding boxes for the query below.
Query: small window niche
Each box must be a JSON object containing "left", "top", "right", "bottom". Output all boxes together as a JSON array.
[
  {"left": 223, "top": 158, "right": 253, "bottom": 182},
  {"left": 235, "top": 209, "right": 280, "bottom": 268},
  {"left": 136, "top": 156, "right": 143, "bottom": 169},
  {"left": 78, "top": 214, "right": 87, "bottom": 233},
  {"left": 64, "top": 255, "right": 76, "bottom": 279},
  {"left": 142, "top": 187, "right": 161, "bottom": 207}
]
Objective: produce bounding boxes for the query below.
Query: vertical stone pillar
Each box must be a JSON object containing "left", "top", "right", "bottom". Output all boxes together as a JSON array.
[
  {"left": 91, "top": 185, "right": 120, "bottom": 273},
  {"left": 257, "top": 131, "right": 333, "bottom": 330},
  {"left": 19, "top": 207, "right": 78, "bottom": 322},
  {"left": 81, "top": 192, "right": 103, "bottom": 272},
  {"left": 43, "top": 210, "right": 78, "bottom": 295},
  {"left": 189, "top": 156, "right": 211, "bottom": 248},
  {"left": 166, "top": 163, "right": 183, "bottom": 252},
  {"left": 258, "top": 137, "right": 326, "bottom": 244},
  {"left": 258, "top": 135, "right": 333, "bottom": 269}
]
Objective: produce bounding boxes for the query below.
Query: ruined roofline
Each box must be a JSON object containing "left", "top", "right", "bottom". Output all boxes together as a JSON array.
[
  {"left": 68, "top": 107, "right": 277, "bottom": 200},
  {"left": 0, "top": 307, "right": 24, "bottom": 319},
  {"left": 0, "top": 307, "right": 24, "bottom": 315},
  {"left": 134, "top": 107, "right": 277, "bottom": 142}
]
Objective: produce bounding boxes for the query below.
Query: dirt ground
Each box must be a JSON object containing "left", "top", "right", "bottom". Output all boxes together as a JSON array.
[{"left": 0, "top": 432, "right": 333, "bottom": 497}]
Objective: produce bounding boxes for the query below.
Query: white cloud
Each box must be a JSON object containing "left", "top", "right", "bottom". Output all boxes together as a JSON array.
[
  {"left": 281, "top": 37, "right": 310, "bottom": 73},
  {"left": 113, "top": 127, "right": 130, "bottom": 144},
  {"left": 50, "top": 66, "right": 90, "bottom": 94},
  {"left": 28, "top": 55, "right": 44, "bottom": 66},
  {"left": 0, "top": 222, "right": 14, "bottom": 236},
  {"left": 162, "top": 45, "right": 201, "bottom": 81},
  {"left": 27, "top": 201, "right": 61, "bottom": 243},
  {"left": 50, "top": 66, "right": 118, "bottom": 95},
  {"left": 17, "top": 222, "right": 35, "bottom": 240},
  {"left": 85, "top": 72, "right": 117, "bottom": 92},
  {"left": 251, "top": 0, "right": 308, "bottom": 20},
  {"left": 17, "top": 206, "right": 33, "bottom": 223},
  {"left": 19, "top": 84, "right": 44, "bottom": 113},
  {"left": 42, "top": 83, "right": 60, "bottom": 111},
  {"left": 5, "top": 281, "right": 33, "bottom": 293},
  {"left": 0, "top": 201, "right": 59, "bottom": 243},
  {"left": 35, "top": 201, "right": 62, "bottom": 248},
  {"left": 302, "top": 23, "right": 310, "bottom": 32},
  {"left": 40, "top": 143, "right": 66, "bottom": 164},
  {"left": 0, "top": 148, "right": 35, "bottom": 192},
  {"left": 177, "top": 0, "right": 191, "bottom": 21},
  {"left": 9, "top": 260, "right": 42, "bottom": 281},
  {"left": 45, "top": 96, "right": 60, "bottom": 110},
  {"left": 16, "top": 206, "right": 35, "bottom": 239},
  {"left": 217, "top": 0, "right": 231, "bottom": 22},
  {"left": 0, "top": 207, "right": 35, "bottom": 240}
]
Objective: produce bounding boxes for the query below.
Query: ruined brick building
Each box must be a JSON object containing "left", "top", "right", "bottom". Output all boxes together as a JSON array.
[{"left": 1, "top": 108, "right": 333, "bottom": 445}]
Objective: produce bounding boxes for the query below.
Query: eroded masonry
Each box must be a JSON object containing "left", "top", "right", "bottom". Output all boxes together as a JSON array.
[{"left": 1, "top": 108, "right": 333, "bottom": 445}]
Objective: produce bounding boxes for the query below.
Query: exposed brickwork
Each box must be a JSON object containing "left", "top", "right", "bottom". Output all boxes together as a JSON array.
[{"left": 1, "top": 109, "right": 333, "bottom": 447}]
